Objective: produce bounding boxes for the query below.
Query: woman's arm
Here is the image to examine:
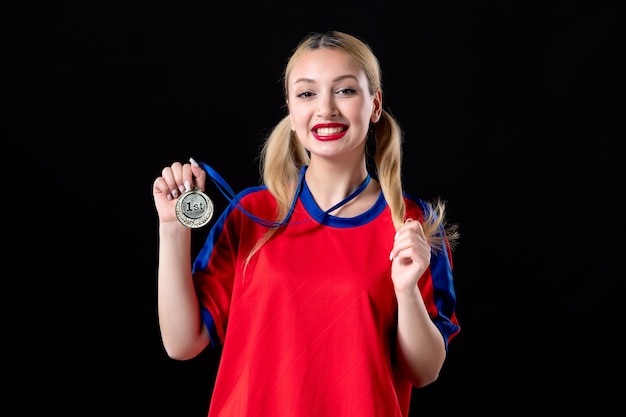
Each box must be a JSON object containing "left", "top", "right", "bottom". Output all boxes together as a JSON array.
[
  {"left": 153, "top": 161, "right": 211, "bottom": 360},
  {"left": 389, "top": 218, "right": 448, "bottom": 387}
]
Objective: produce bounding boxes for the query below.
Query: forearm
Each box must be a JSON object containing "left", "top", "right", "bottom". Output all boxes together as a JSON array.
[
  {"left": 157, "top": 221, "right": 209, "bottom": 360},
  {"left": 395, "top": 287, "right": 447, "bottom": 387}
]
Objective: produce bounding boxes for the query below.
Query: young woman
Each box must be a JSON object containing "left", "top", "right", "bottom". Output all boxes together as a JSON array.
[{"left": 152, "top": 30, "right": 460, "bottom": 417}]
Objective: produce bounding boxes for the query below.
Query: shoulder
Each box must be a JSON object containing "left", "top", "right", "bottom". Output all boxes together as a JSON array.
[
  {"left": 237, "top": 184, "right": 269, "bottom": 200},
  {"left": 224, "top": 184, "right": 277, "bottom": 216},
  {"left": 403, "top": 192, "right": 429, "bottom": 217}
]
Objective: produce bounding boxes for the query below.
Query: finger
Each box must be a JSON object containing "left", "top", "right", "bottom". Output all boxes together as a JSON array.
[
  {"left": 170, "top": 162, "right": 187, "bottom": 197},
  {"left": 398, "top": 218, "right": 425, "bottom": 235},
  {"left": 153, "top": 176, "right": 171, "bottom": 199},
  {"left": 158, "top": 164, "right": 179, "bottom": 199},
  {"left": 390, "top": 236, "right": 416, "bottom": 261},
  {"left": 390, "top": 222, "right": 428, "bottom": 261},
  {"left": 393, "top": 240, "right": 431, "bottom": 269},
  {"left": 392, "top": 246, "right": 415, "bottom": 265},
  {"left": 189, "top": 158, "right": 207, "bottom": 191},
  {"left": 181, "top": 163, "right": 193, "bottom": 192}
]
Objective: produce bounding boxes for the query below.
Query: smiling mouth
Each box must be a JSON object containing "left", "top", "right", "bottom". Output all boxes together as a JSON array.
[{"left": 315, "top": 126, "right": 345, "bottom": 135}]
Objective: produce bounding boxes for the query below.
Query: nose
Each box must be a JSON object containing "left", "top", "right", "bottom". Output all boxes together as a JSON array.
[{"left": 316, "top": 92, "right": 338, "bottom": 118}]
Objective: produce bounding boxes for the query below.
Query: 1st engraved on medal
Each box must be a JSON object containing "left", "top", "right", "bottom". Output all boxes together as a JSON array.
[{"left": 175, "top": 188, "right": 214, "bottom": 228}]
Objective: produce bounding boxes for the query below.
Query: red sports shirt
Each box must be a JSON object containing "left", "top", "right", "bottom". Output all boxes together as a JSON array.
[{"left": 192, "top": 176, "right": 460, "bottom": 417}]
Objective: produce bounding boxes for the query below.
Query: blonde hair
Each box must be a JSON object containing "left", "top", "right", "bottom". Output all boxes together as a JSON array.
[{"left": 245, "top": 31, "right": 458, "bottom": 266}]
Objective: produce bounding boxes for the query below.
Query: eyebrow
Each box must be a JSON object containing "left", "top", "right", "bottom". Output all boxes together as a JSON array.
[{"left": 293, "top": 74, "right": 360, "bottom": 85}]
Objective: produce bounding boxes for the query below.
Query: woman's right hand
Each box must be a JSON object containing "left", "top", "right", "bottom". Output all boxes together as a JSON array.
[{"left": 152, "top": 158, "right": 207, "bottom": 223}]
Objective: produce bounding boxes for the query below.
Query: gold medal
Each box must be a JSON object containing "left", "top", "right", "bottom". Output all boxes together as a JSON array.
[{"left": 175, "top": 188, "right": 214, "bottom": 228}]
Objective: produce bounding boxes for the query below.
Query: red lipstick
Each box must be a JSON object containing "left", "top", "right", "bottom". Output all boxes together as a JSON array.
[{"left": 311, "top": 123, "right": 348, "bottom": 141}]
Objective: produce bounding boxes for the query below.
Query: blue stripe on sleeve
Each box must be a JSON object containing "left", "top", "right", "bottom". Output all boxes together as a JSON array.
[{"left": 200, "top": 307, "right": 220, "bottom": 348}]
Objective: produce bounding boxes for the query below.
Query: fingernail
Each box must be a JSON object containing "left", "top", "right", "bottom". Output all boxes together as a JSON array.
[
  {"left": 189, "top": 157, "right": 199, "bottom": 167},
  {"left": 184, "top": 180, "right": 191, "bottom": 191},
  {"left": 167, "top": 194, "right": 172, "bottom": 201},
  {"left": 172, "top": 189, "right": 179, "bottom": 198},
  {"left": 389, "top": 251, "right": 394, "bottom": 261},
  {"left": 179, "top": 185, "right": 186, "bottom": 193}
]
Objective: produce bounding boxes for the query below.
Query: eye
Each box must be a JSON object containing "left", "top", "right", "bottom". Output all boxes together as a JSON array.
[
  {"left": 296, "top": 91, "right": 314, "bottom": 99},
  {"left": 336, "top": 88, "right": 357, "bottom": 96}
]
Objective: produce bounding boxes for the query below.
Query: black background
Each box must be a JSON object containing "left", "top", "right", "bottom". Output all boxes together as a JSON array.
[{"left": 3, "top": 1, "right": 624, "bottom": 416}]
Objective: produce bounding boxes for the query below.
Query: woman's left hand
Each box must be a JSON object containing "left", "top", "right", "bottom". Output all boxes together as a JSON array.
[{"left": 389, "top": 218, "right": 431, "bottom": 295}]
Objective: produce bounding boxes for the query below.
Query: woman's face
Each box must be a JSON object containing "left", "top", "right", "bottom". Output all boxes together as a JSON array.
[{"left": 286, "top": 48, "right": 382, "bottom": 161}]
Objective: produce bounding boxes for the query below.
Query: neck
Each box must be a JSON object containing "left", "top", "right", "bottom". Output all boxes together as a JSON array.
[{"left": 304, "top": 160, "right": 370, "bottom": 212}]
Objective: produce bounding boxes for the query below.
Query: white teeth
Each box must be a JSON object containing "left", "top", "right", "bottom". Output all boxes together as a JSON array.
[{"left": 316, "top": 127, "right": 343, "bottom": 135}]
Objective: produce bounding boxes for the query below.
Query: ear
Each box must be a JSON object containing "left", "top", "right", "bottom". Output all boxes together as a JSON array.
[{"left": 370, "top": 90, "right": 383, "bottom": 123}]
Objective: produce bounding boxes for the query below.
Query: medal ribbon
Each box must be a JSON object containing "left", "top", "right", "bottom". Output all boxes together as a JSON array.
[{"left": 198, "top": 161, "right": 371, "bottom": 228}]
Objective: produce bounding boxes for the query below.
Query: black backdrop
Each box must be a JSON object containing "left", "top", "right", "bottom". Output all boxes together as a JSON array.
[{"left": 4, "top": 1, "right": 623, "bottom": 416}]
